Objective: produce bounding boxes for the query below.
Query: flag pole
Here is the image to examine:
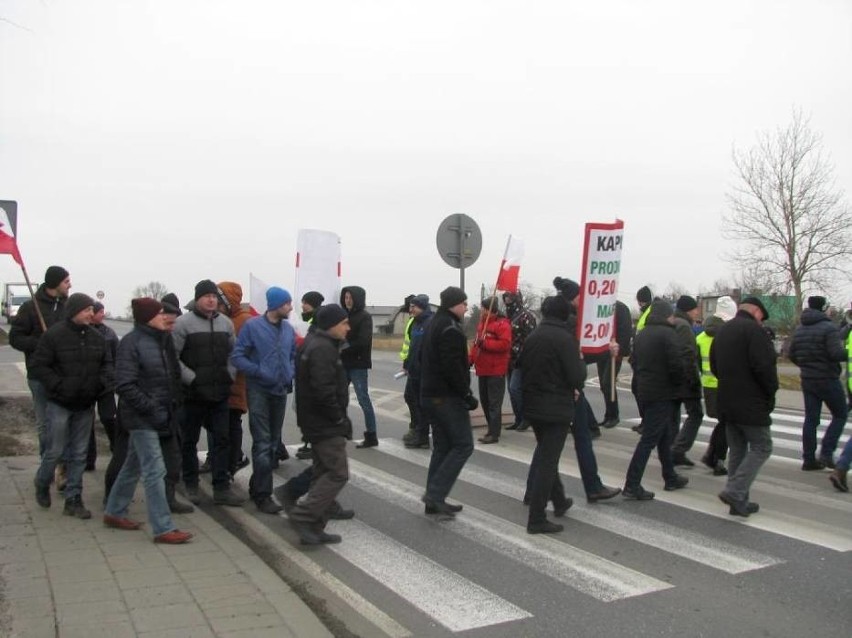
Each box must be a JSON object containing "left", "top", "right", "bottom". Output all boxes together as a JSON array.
[
  {"left": 472, "top": 235, "right": 511, "bottom": 363},
  {"left": 19, "top": 260, "right": 47, "bottom": 333}
]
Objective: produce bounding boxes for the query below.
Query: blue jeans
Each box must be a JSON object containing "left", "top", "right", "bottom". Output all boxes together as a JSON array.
[
  {"left": 836, "top": 435, "right": 852, "bottom": 472},
  {"left": 105, "top": 429, "right": 174, "bottom": 536},
  {"left": 347, "top": 368, "right": 377, "bottom": 433},
  {"left": 27, "top": 378, "right": 49, "bottom": 457},
  {"left": 422, "top": 396, "right": 474, "bottom": 503},
  {"left": 507, "top": 368, "right": 523, "bottom": 427},
  {"left": 801, "top": 378, "right": 849, "bottom": 461},
  {"left": 247, "top": 387, "right": 287, "bottom": 502},
  {"left": 625, "top": 400, "right": 679, "bottom": 489},
  {"left": 35, "top": 402, "right": 93, "bottom": 500},
  {"left": 181, "top": 399, "right": 230, "bottom": 490}
]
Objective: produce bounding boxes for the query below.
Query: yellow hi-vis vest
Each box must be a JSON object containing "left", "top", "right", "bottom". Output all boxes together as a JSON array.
[
  {"left": 399, "top": 316, "right": 415, "bottom": 361},
  {"left": 847, "top": 331, "right": 852, "bottom": 393},
  {"left": 695, "top": 331, "right": 718, "bottom": 389},
  {"left": 636, "top": 305, "right": 652, "bottom": 332}
]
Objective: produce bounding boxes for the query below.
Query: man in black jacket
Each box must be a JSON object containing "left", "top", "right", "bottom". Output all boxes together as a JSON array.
[
  {"left": 520, "top": 295, "right": 587, "bottom": 534},
  {"left": 290, "top": 304, "right": 352, "bottom": 545},
  {"left": 670, "top": 295, "right": 705, "bottom": 467},
  {"left": 711, "top": 297, "right": 777, "bottom": 517},
  {"left": 340, "top": 286, "right": 379, "bottom": 448},
  {"left": 788, "top": 295, "right": 848, "bottom": 470},
  {"left": 420, "top": 286, "right": 477, "bottom": 518},
  {"left": 622, "top": 300, "right": 689, "bottom": 500},
  {"left": 9, "top": 265, "right": 71, "bottom": 456},
  {"left": 32, "top": 293, "right": 112, "bottom": 519}
]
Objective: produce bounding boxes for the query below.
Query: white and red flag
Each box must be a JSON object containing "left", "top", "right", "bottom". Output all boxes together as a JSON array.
[
  {"left": 249, "top": 273, "right": 269, "bottom": 317},
  {"left": 495, "top": 235, "right": 524, "bottom": 293},
  {"left": 0, "top": 201, "right": 23, "bottom": 266}
]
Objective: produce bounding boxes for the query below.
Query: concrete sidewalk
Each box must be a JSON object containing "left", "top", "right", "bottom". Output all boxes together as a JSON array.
[{"left": 0, "top": 456, "right": 332, "bottom": 638}]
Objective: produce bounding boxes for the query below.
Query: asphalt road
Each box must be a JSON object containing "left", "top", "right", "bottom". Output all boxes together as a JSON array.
[{"left": 1, "top": 324, "right": 850, "bottom": 637}]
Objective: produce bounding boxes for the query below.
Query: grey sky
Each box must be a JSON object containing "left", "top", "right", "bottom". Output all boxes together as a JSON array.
[{"left": 2, "top": 0, "right": 850, "bottom": 316}]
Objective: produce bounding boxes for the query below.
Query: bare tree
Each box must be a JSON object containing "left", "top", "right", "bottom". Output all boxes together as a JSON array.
[
  {"left": 724, "top": 109, "right": 851, "bottom": 318},
  {"left": 127, "top": 281, "right": 171, "bottom": 316}
]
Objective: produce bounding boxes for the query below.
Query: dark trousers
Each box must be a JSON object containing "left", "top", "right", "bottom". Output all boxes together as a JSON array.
[
  {"left": 86, "top": 392, "right": 118, "bottom": 467},
  {"left": 801, "top": 378, "right": 849, "bottom": 461},
  {"left": 288, "top": 436, "right": 349, "bottom": 530},
  {"left": 701, "top": 388, "right": 728, "bottom": 463},
  {"left": 478, "top": 375, "right": 506, "bottom": 439},
  {"left": 229, "top": 408, "right": 246, "bottom": 471},
  {"left": 105, "top": 426, "right": 181, "bottom": 502},
  {"left": 671, "top": 397, "right": 705, "bottom": 455},
  {"left": 526, "top": 420, "right": 570, "bottom": 525},
  {"left": 181, "top": 399, "right": 230, "bottom": 491},
  {"left": 625, "top": 400, "right": 679, "bottom": 489},
  {"left": 422, "top": 396, "right": 474, "bottom": 504},
  {"left": 597, "top": 356, "right": 623, "bottom": 420},
  {"left": 404, "top": 375, "right": 429, "bottom": 440},
  {"left": 507, "top": 367, "right": 524, "bottom": 427},
  {"left": 630, "top": 374, "right": 645, "bottom": 421}
]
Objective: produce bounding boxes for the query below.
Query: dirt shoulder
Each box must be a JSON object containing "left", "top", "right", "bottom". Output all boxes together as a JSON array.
[{"left": 0, "top": 396, "right": 38, "bottom": 457}]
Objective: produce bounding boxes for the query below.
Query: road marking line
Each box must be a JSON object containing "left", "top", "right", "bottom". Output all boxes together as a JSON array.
[{"left": 378, "top": 439, "right": 782, "bottom": 574}]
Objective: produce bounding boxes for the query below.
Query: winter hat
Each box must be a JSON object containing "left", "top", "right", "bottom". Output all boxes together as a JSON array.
[
  {"left": 65, "top": 293, "right": 95, "bottom": 319},
  {"left": 648, "top": 299, "right": 674, "bottom": 320},
  {"left": 480, "top": 296, "right": 500, "bottom": 313},
  {"left": 714, "top": 296, "right": 737, "bottom": 322},
  {"left": 315, "top": 303, "right": 348, "bottom": 330},
  {"left": 439, "top": 286, "right": 467, "bottom": 309},
  {"left": 541, "top": 295, "right": 571, "bottom": 321},
  {"left": 740, "top": 296, "right": 770, "bottom": 321},
  {"left": 676, "top": 295, "right": 698, "bottom": 312},
  {"left": 266, "top": 286, "right": 292, "bottom": 312},
  {"left": 411, "top": 294, "right": 430, "bottom": 310},
  {"left": 636, "top": 286, "right": 653, "bottom": 305},
  {"left": 553, "top": 277, "right": 580, "bottom": 301},
  {"left": 44, "top": 266, "right": 69, "bottom": 289},
  {"left": 194, "top": 279, "right": 219, "bottom": 301},
  {"left": 301, "top": 291, "right": 324, "bottom": 309},
  {"left": 161, "top": 293, "right": 182, "bottom": 316},
  {"left": 92, "top": 302, "right": 104, "bottom": 314},
  {"left": 132, "top": 297, "right": 163, "bottom": 324},
  {"left": 807, "top": 295, "right": 828, "bottom": 311}
]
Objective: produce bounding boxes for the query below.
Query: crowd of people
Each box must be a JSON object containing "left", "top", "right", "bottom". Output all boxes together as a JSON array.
[{"left": 8, "top": 264, "right": 851, "bottom": 545}]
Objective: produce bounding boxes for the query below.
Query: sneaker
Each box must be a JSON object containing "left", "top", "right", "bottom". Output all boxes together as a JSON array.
[
  {"left": 553, "top": 498, "right": 574, "bottom": 518},
  {"left": 63, "top": 496, "right": 92, "bottom": 519},
  {"left": 255, "top": 497, "right": 283, "bottom": 515},
  {"left": 829, "top": 468, "right": 849, "bottom": 493},
  {"left": 213, "top": 488, "right": 246, "bottom": 507},
  {"left": 664, "top": 475, "right": 689, "bottom": 491},
  {"left": 527, "top": 520, "right": 564, "bottom": 534},
  {"left": 154, "top": 529, "right": 193, "bottom": 544},
  {"left": 622, "top": 485, "right": 655, "bottom": 500},
  {"left": 478, "top": 435, "right": 498, "bottom": 444},
  {"left": 295, "top": 445, "right": 313, "bottom": 460},
  {"left": 103, "top": 514, "right": 143, "bottom": 530},
  {"left": 34, "top": 480, "right": 51, "bottom": 508},
  {"left": 671, "top": 453, "right": 695, "bottom": 467},
  {"left": 801, "top": 459, "right": 826, "bottom": 471},
  {"left": 184, "top": 485, "right": 201, "bottom": 505}
]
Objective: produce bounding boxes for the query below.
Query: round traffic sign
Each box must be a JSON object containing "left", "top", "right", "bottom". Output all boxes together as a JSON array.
[
  {"left": 96, "top": 290, "right": 105, "bottom": 300},
  {"left": 436, "top": 214, "right": 482, "bottom": 269}
]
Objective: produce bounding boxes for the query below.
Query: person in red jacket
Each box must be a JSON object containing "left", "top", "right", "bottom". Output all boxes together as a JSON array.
[{"left": 470, "top": 296, "right": 512, "bottom": 444}]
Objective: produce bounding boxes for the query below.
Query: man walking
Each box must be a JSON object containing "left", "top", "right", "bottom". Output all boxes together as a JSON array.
[
  {"left": 32, "top": 293, "right": 112, "bottom": 518},
  {"left": 340, "top": 286, "right": 379, "bottom": 448},
  {"left": 670, "top": 295, "right": 705, "bottom": 467},
  {"left": 420, "top": 286, "right": 477, "bottom": 518},
  {"left": 712, "top": 297, "right": 778, "bottom": 517},
  {"left": 173, "top": 279, "right": 243, "bottom": 507},
  {"left": 788, "top": 295, "right": 848, "bottom": 470},
  {"left": 231, "top": 286, "right": 297, "bottom": 514},
  {"left": 289, "top": 304, "right": 352, "bottom": 545},
  {"left": 402, "top": 295, "right": 434, "bottom": 449}
]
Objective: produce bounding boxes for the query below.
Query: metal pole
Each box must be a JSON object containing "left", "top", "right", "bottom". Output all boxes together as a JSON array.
[{"left": 458, "top": 213, "right": 466, "bottom": 292}]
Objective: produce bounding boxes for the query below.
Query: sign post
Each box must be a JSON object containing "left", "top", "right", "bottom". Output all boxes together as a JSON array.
[{"left": 435, "top": 214, "right": 482, "bottom": 292}]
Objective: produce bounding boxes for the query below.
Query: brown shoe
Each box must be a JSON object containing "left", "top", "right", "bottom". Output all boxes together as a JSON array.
[
  {"left": 829, "top": 468, "right": 849, "bottom": 493},
  {"left": 154, "top": 530, "right": 193, "bottom": 544},
  {"left": 103, "top": 514, "right": 143, "bottom": 530}
]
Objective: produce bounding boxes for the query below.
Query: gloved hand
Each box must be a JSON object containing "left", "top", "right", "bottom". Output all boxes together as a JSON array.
[{"left": 463, "top": 393, "right": 479, "bottom": 411}]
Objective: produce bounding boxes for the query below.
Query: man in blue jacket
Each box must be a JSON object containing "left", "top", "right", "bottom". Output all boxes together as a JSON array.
[{"left": 231, "top": 286, "right": 297, "bottom": 514}]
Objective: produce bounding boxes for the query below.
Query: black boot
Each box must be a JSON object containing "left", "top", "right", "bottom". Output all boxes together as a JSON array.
[{"left": 356, "top": 431, "right": 379, "bottom": 448}]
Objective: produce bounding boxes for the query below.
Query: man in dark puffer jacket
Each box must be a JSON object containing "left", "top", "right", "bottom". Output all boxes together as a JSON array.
[
  {"left": 32, "top": 293, "right": 112, "bottom": 519},
  {"left": 789, "top": 295, "right": 848, "bottom": 470}
]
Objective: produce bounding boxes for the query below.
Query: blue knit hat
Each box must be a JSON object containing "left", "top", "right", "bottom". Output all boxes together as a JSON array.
[{"left": 266, "top": 286, "right": 292, "bottom": 311}]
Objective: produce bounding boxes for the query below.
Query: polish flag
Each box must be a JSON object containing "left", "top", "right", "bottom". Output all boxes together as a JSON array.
[
  {"left": 0, "top": 201, "right": 23, "bottom": 266},
  {"left": 249, "top": 273, "right": 268, "bottom": 316},
  {"left": 495, "top": 235, "right": 524, "bottom": 293}
]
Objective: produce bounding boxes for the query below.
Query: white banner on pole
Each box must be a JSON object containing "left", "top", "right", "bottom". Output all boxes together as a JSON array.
[
  {"left": 578, "top": 220, "right": 625, "bottom": 354},
  {"left": 292, "top": 229, "right": 342, "bottom": 335}
]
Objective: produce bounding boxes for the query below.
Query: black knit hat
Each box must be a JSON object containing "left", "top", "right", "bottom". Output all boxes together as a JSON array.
[
  {"left": 636, "top": 286, "right": 653, "bottom": 304},
  {"left": 649, "top": 299, "right": 674, "bottom": 320},
  {"left": 676, "top": 295, "right": 698, "bottom": 312},
  {"left": 161, "top": 293, "right": 182, "bottom": 316},
  {"left": 194, "top": 279, "right": 218, "bottom": 301},
  {"left": 301, "top": 291, "right": 324, "bottom": 309},
  {"left": 44, "top": 266, "right": 69, "bottom": 289},
  {"left": 92, "top": 302, "right": 104, "bottom": 314},
  {"left": 315, "top": 304, "right": 348, "bottom": 330},
  {"left": 541, "top": 295, "right": 571, "bottom": 321},
  {"left": 439, "top": 286, "right": 467, "bottom": 309},
  {"left": 553, "top": 277, "right": 580, "bottom": 301},
  {"left": 65, "top": 293, "right": 94, "bottom": 319},
  {"left": 132, "top": 298, "right": 163, "bottom": 324}
]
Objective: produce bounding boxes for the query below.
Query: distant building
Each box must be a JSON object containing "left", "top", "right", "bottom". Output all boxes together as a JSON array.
[{"left": 370, "top": 304, "right": 440, "bottom": 335}]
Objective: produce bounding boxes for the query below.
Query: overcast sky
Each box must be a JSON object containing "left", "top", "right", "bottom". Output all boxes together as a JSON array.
[{"left": 2, "top": 0, "right": 851, "bottom": 316}]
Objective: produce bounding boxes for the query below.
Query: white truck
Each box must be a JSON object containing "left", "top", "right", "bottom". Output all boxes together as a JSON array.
[{"left": 2, "top": 283, "right": 33, "bottom": 324}]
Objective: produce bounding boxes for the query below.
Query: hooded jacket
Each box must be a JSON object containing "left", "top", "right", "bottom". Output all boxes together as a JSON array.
[
  {"left": 340, "top": 286, "right": 373, "bottom": 369},
  {"left": 218, "top": 282, "right": 252, "bottom": 411},
  {"left": 9, "top": 285, "right": 67, "bottom": 377},
  {"left": 788, "top": 308, "right": 847, "bottom": 380},
  {"left": 295, "top": 330, "right": 352, "bottom": 442},
  {"left": 420, "top": 307, "right": 471, "bottom": 400},
  {"left": 672, "top": 308, "right": 702, "bottom": 399},
  {"left": 632, "top": 309, "right": 684, "bottom": 403}
]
